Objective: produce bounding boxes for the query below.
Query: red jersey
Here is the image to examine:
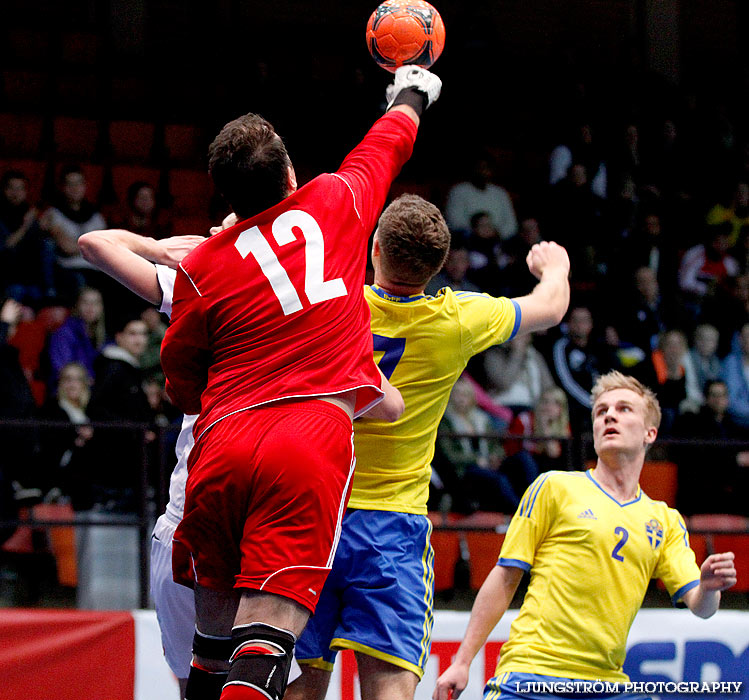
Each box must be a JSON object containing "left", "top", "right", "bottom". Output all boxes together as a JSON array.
[{"left": 161, "top": 110, "right": 417, "bottom": 442}]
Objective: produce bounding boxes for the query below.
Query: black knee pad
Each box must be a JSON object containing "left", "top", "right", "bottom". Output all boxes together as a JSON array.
[
  {"left": 184, "top": 665, "right": 228, "bottom": 700},
  {"left": 224, "top": 622, "right": 297, "bottom": 700},
  {"left": 192, "top": 627, "right": 235, "bottom": 661}
]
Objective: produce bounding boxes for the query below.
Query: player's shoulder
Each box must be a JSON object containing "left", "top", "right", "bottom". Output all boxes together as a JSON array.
[
  {"left": 642, "top": 493, "right": 687, "bottom": 525},
  {"left": 524, "top": 469, "right": 581, "bottom": 499}
]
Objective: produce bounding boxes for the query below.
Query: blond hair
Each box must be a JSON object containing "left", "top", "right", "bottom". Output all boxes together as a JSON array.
[{"left": 590, "top": 370, "right": 661, "bottom": 429}]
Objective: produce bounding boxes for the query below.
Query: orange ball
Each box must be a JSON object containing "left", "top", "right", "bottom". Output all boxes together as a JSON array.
[{"left": 366, "top": 0, "right": 445, "bottom": 73}]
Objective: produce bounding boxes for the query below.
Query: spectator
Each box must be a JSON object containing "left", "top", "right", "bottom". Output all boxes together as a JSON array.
[
  {"left": 551, "top": 305, "right": 610, "bottom": 434},
  {"left": 509, "top": 386, "right": 571, "bottom": 473},
  {"left": 0, "top": 298, "right": 39, "bottom": 492},
  {"left": 609, "top": 122, "right": 642, "bottom": 189},
  {"left": 549, "top": 121, "right": 608, "bottom": 198},
  {"left": 706, "top": 180, "right": 749, "bottom": 247},
  {"left": 678, "top": 222, "right": 739, "bottom": 319},
  {"left": 424, "top": 246, "right": 481, "bottom": 295},
  {"left": 111, "top": 181, "right": 172, "bottom": 239},
  {"left": 445, "top": 155, "right": 518, "bottom": 239},
  {"left": 483, "top": 332, "right": 556, "bottom": 415},
  {"left": 614, "top": 266, "right": 668, "bottom": 355},
  {"left": 545, "top": 162, "right": 604, "bottom": 283},
  {"left": 674, "top": 380, "right": 749, "bottom": 515},
  {"left": 497, "top": 215, "right": 544, "bottom": 297},
  {"left": 465, "top": 212, "right": 502, "bottom": 293},
  {"left": 435, "top": 378, "right": 527, "bottom": 513},
  {"left": 721, "top": 322, "right": 749, "bottom": 428},
  {"left": 0, "top": 170, "right": 55, "bottom": 302},
  {"left": 40, "top": 166, "right": 106, "bottom": 298},
  {"left": 687, "top": 324, "right": 722, "bottom": 393},
  {"left": 639, "top": 329, "right": 702, "bottom": 434},
  {"left": 37, "top": 362, "right": 94, "bottom": 504},
  {"left": 87, "top": 314, "right": 152, "bottom": 511},
  {"left": 700, "top": 273, "right": 749, "bottom": 357},
  {"left": 139, "top": 306, "right": 167, "bottom": 373},
  {"left": 45, "top": 286, "right": 105, "bottom": 385}
]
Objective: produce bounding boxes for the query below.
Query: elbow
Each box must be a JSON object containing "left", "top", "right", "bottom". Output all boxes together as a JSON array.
[{"left": 381, "top": 391, "right": 405, "bottom": 422}]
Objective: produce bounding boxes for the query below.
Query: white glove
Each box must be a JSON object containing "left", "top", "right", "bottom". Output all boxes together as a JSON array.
[{"left": 386, "top": 65, "right": 442, "bottom": 110}]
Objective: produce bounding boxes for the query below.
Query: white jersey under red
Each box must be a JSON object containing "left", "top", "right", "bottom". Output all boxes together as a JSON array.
[
  {"left": 154, "top": 264, "right": 194, "bottom": 525},
  {"left": 161, "top": 111, "right": 417, "bottom": 442}
]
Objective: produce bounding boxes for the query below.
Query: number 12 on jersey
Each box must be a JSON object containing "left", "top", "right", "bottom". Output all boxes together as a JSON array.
[{"left": 234, "top": 210, "right": 347, "bottom": 315}]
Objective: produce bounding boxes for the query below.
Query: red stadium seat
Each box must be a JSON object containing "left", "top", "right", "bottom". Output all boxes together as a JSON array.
[
  {"left": 638, "top": 461, "right": 678, "bottom": 506},
  {"left": 0, "top": 113, "right": 44, "bottom": 157},
  {"left": 53, "top": 116, "right": 100, "bottom": 159},
  {"left": 2, "top": 70, "right": 47, "bottom": 108},
  {"left": 110, "top": 165, "right": 161, "bottom": 203},
  {"left": 109, "top": 120, "right": 155, "bottom": 162},
  {"left": 430, "top": 530, "right": 460, "bottom": 592},
  {"left": 466, "top": 532, "right": 505, "bottom": 590},
  {"left": 61, "top": 32, "right": 100, "bottom": 66},
  {"left": 169, "top": 168, "right": 214, "bottom": 216},
  {"left": 172, "top": 216, "right": 213, "bottom": 238},
  {"left": 165, "top": 124, "right": 206, "bottom": 165}
]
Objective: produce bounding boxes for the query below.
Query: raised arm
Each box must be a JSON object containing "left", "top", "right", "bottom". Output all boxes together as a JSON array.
[
  {"left": 78, "top": 229, "right": 205, "bottom": 304},
  {"left": 513, "top": 241, "right": 571, "bottom": 336},
  {"left": 682, "top": 552, "right": 736, "bottom": 618},
  {"left": 433, "top": 565, "right": 523, "bottom": 700}
]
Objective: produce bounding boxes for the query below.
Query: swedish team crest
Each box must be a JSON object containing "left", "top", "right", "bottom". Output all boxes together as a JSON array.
[{"left": 645, "top": 518, "right": 664, "bottom": 550}]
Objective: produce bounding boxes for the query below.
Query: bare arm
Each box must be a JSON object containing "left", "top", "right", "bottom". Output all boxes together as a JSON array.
[
  {"left": 359, "top": 368, "right": 405, "bottom": 422},
  {"left": 433, "top": 565, "right": 523, "bottom": 700},
  {"left": 388, "top": 104, "right": 420, "bottom": 127},
  {"left": 513, "top": 242, "right": 571, "bottom": 336},
  {"left": 78, "top": 229, "right": 205, "bottom": 305},
  {"left": 682, "top": 552, "right": 736, "bottom": 618}
]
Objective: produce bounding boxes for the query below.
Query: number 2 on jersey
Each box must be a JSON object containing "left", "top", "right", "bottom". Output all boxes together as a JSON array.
[
  {"left": 611, "top": 526, "right": 629, "bottom": 562},
  {"left": 234, "top": 210, "right": 347, "bottom": 315}
]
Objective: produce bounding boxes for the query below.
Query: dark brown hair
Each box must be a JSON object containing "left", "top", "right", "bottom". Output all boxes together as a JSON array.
[
  {"left": 376, "top": 194, "right": 450, "bottom": 287},
  {"left": 208, "top": 113, "right": 291, "bottom": 219}
]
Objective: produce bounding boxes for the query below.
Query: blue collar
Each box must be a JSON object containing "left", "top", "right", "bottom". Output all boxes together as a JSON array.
[
  {"left": 369, "top": 285, "right": 427, "bottom": 303},
  {"left": 586, "top": 469, "right": 642, "bottom": 507}
]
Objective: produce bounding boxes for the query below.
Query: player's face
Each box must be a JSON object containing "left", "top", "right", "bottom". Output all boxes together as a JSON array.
[{"left": 592, "top": 388, "right": 656, "bottom": 457}]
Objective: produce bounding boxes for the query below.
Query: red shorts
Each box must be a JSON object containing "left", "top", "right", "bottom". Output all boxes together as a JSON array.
[{"left": 172, "top": 399, "right": 354, "bottom": 613}]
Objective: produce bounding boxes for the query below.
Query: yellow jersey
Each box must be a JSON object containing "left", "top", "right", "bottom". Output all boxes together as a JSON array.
[
  {"left": 349, "top": 284, "right": 520, "bottom": 514},
  {"left": 496, "top": 470, "right": 701, "bottom": 682}
]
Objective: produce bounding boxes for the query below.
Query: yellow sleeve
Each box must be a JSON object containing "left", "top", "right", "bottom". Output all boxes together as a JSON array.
[
  {"left": 454, "top": 292, "right": 521, "bottom": 360},
  {"left": 653, "top": 508, "right": 701, "bottom": 605},
  {"left": 497, "top": 472, "right": 556, "bottom": 572}
]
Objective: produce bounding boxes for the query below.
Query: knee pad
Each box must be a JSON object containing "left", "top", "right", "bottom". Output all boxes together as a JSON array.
[
  {"left": 224, "top": 623, "right": 297, "bottom": 700},
  {"left": 185, "top": 663, "right": 228, "bottom": 700},
  {"left": 192, "top": 627, "right": 235, "bottom": 661},
  {"left": 185, "top": 628, "right": 233, "bottom": 700}
]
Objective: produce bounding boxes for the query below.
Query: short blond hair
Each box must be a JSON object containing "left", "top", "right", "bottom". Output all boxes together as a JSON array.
[{"left": 590, "top": 370, "right": 661, "bottom": 429}]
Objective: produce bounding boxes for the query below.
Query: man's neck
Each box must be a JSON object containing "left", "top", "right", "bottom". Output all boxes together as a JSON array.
[
  {"left": 373, "top": 274, "right": 425, "bottom": 298},
  {"left": 591, "top": 455, "right": 643, "bottom": 501}
]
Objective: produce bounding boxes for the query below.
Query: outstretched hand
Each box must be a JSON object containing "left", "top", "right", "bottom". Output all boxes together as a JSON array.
[
  {"left": 154, "top": 235, "right": 207, "bottom": 269},
  {"left": 700, "top": 552, "right": 737, "bottom": 592},
  {"left": 526, "top": 241, "right": 570, "bottom": 281}
]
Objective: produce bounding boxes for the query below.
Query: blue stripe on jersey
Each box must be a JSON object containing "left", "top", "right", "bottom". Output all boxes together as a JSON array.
[
  {"left": 454, "top": 291, "right": 490, "bottom": 299},
  {"left": 677, "top": 516, "right": 689, "bottom": 547},
  {"left": 369, "top": 285, "right": 427, "bottom": 303},
  {"left": 524, "top": 473, "right": 551, "bottom": 518},
  {"left": 498, "top": 557, "right": 531, "bottom": 571},
  {"left": 509, "top": 299, "right": 522, "bottom": 339},
  {"left": 585, "top": 470, "right": 642, "bottom": 507},
  {"left": 671, "top": 579, "right": 699, "bottom": 605}
]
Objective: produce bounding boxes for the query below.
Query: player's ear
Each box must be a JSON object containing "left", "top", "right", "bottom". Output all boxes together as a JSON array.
[
  {"left": 644, "top": 425, "right": 657, "bottom": 446},
  {"left": 286, "top": 165, "right": 297, "bottom": 194}
]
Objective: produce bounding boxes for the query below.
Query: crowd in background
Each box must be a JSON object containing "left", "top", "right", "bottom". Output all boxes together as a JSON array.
[{"left": 1, "top": 52, "right": 749, "bottom": 521}]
